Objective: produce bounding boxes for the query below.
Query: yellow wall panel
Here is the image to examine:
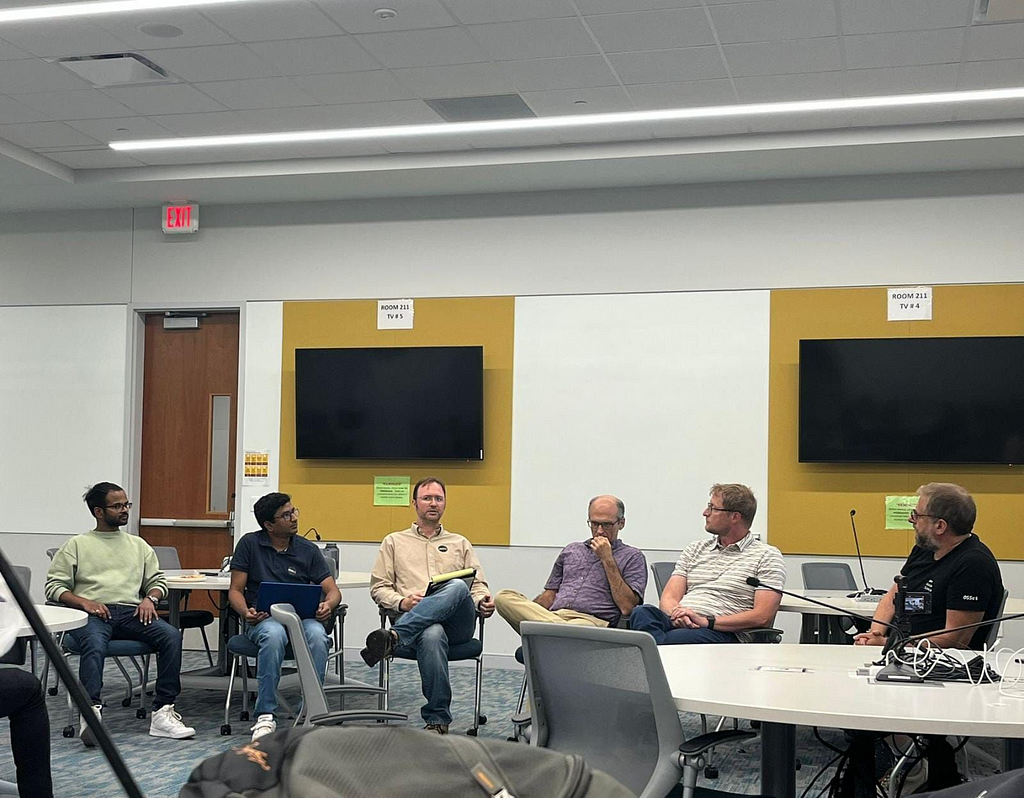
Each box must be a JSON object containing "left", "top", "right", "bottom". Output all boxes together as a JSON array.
[
  {"left": 279, "top": 298, "right": 514, "bottom": 545},
  {"left": 768, "top": 285, "right": 1024, "bottom": 560}
]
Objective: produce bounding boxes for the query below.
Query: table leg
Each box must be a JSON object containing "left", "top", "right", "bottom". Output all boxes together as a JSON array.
[
  {"left": 1003, "top": 738, "right": 1023, "bottom": 771},
  {"left": 168, "top": 588, "right": 181, "bottom": 629},
  {"left": 761, "top": 722, "right": 797, "bottom": 798}
]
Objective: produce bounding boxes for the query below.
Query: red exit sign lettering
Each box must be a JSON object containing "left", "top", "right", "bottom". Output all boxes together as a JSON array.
[{"left": 162, "top": 203, "right": 199, "bottom": 234}]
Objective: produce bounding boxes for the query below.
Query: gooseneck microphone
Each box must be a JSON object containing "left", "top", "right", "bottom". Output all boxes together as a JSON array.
[
  {"left": 302, "top": 526, "right": 322, "bottom": 541},
  {"left": 905, "top": 611, "right": 1024, "bottom": 647},
  {"left": 849, "top": 509, "right": 886, "bottom": 597}
]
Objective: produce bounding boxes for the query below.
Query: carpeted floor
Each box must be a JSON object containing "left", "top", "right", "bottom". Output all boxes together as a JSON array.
[{"left": 0, "top": 650, "right": 1003, "bottom": 797}]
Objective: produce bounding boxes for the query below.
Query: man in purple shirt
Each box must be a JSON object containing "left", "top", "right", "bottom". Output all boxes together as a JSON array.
[{"left": 495, "top": 495, "right": 648, "bottom": 631}]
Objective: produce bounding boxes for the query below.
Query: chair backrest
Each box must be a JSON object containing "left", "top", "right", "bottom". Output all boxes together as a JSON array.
[
  {"left": 801, "top": 562, "right": 859, "bottom": 592},
  {"left": 983, "top": 589, "right": 1010, "bottom": 649},
  {"left": 45, "top": 547, "right": 59, "bottom": 561},
  {"left": 10, "top": 565, "right": 30, "bottom": 591},
  {"left": 152, "top": 546, "right": 182, "bottom": 570},
  {"left": 650, "top": 561, "right": 675, "bottom": 597},
  {"left": 521, "top": 622, "right": 684, "bottom": 798},
  {"left": 270, "top": 603, "right": 330, "bottom": 721}
]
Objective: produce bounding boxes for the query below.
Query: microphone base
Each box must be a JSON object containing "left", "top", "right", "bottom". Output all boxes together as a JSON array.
[{"left": 847, "top": 589, "right": 887, "bottom": 598}]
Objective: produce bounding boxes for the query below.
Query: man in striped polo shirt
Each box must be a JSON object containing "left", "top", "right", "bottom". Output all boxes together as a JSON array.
[{"left": 630, "top": 483, "right": 785, "bottom": 644}]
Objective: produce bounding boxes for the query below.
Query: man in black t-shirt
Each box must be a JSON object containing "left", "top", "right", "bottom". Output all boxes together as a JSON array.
[{"left": 855, "top": 482, "right": 1003, "bottom": 651}]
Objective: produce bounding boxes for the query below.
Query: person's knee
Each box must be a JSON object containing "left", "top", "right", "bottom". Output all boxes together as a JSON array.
[
  {"left": 151, "top": 619, "right": 183, "bottom": 651},
  {"left": 494, "top": 589, "right": 521, "bottom": 611},
  {"left": 256, "top": 623, "right": 288, "bottom": 651},
  {"left": 304, "top": 623, "right": 329, "bottom": 651},
  {"left": 418, "top": 624, "right": 447, "bottom": 652},
  {"left": 444, "top": 579, "right": 470, "bottom": 600},
  {"left": 628, "top": 604, "right": 656, "bottom": 628}
]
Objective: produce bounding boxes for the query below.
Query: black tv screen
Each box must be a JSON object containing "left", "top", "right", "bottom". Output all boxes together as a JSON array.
[
  {"left": 799, "top": 337, "right": 1024, "bottom": 464},
  {"left": 295, "top": 346, "right": 483, "bottom": 460}
]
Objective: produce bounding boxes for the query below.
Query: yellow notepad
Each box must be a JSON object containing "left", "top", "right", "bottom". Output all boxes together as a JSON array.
[{"left": 425, "top": 568, "right": 476, "bottom": 595}]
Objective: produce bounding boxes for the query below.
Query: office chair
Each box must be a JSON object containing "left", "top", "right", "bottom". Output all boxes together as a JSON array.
[
  {"left": 521, "top": 622, "right": 768, "bottom": 798},
  {"left": 378, "top": 606, "right": 487, "bottom": 735},
  {"left": 151, "top": 546, "right": 216, "bottom": 665},
  {"left": 799, "top": 562, "right": 864, "bottom": 643}
]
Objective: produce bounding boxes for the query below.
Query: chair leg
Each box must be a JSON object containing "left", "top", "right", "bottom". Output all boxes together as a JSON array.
[
  {"left": 467, "top": 656, "right": 484, "bottom": 736},
  {"left": 200, "top": 626, "right": 214, "bottom": 668},
  {"left": 380, "top": 658, "right": 390, "bottom": 712},
  {"left": 137, "top": 656, "right": 151, "bottom": 718},
  {"left": 240, "top": 656, "right": 250, "bottom": 721},
  {"left": 113, "top": 657, "right": 134, "bottom": 706},
  {"left": 222, "top": 655, "right": 238, "bottom": 735}
]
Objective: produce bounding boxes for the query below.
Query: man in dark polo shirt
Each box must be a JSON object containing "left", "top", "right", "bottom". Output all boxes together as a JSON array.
[{"left": 228, "top": 492, "right": 341, "bottom": 742}]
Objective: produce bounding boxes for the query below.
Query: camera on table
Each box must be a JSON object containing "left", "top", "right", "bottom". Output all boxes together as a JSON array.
[{"left": 897, "top": 591, "right": 932, "bottom": 615}]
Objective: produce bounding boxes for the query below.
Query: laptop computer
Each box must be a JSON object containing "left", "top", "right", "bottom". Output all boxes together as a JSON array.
[{"left": 255, "top": 581, "right": 322, "bottom": 619}]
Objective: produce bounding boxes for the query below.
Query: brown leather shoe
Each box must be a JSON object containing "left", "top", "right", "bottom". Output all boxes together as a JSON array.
[
  {"left": 360, "top": 628, "right": 398, "bottom": 667},
  {"left": 424, "top": 723, "right": 449, "bottom": 735}
]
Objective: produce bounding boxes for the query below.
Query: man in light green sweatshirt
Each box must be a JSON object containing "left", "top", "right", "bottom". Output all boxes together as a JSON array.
[{"left": 45, "top": 481, "right": 195, "bottom": 745}]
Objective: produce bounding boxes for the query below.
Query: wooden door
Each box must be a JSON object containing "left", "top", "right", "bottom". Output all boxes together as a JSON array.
[{"left": 139, "top": 312, "right": 239, "bottom": 613}]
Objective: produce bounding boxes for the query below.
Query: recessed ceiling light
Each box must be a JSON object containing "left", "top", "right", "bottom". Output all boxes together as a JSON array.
[
  {"left": 374, "top": 8, "right": 397, "bottom": 19},
  {"left": 139, "top": 22, "right": 183, "bottom": 37},
  {"left": 0, "top": 0, "right": 253, "bottom": 24},
  {"left": 109, "top": 86, "right": 1024, "bottom": 152}
]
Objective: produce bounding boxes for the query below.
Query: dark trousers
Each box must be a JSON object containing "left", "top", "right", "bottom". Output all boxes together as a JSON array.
[
  {"left": 0, "top": 669, "right": 53, "bottom": 798},
  {"left": 68, "top": 604, "right": 183, "bottom": 709},
  {"left": 629, "top": 604, "right": 739, "bottom": 644}
]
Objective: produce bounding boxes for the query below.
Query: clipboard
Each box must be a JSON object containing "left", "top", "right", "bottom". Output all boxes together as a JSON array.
[{"left": 425, "top": 568, "right": 476, "bottom": 596}]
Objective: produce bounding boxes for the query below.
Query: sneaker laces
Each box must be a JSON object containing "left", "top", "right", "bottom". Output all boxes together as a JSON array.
[{"left": 159, "top": 706, "right": 186, "bottom": 726}]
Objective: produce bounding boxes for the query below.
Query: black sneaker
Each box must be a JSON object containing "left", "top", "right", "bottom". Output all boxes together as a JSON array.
[
  {"left": 360, "top": 628, "right": 398, "bottom": 667},
  {"left": 424, "top": 723, "right": 449, "bottom": 735}
]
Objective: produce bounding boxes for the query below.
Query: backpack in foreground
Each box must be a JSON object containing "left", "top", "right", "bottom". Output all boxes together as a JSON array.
[{"left": 179, "top": 725, "right": 635, "bottom": 798}]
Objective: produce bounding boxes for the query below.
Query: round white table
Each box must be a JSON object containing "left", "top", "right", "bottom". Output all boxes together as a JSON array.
[
  {"left": 14, "top": 604, "right": 86, "bottom": 638},
  {"left": 661, "top": 643, "right": 1024, "bottom": 798},
  {"left": 778, "top": 590, "right": 1024, "bottom": 618}
]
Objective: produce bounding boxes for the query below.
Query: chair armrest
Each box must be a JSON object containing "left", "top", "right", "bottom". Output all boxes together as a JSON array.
[
  {"left": 746, "top": 627, "right": 784, "bottom": 644},
  {"left": 679, "top": 729, "right": 756, "bottom": 756},
  {"left": 323, "top": 684, "right": 386, "bottom": 697},
  {"left": 309, "top": 710, "right": 408, "bottom": 726}
]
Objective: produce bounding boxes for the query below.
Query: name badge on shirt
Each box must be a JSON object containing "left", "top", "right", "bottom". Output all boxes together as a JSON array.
[
  {"left": 438, "top": 545, "right": 448, "bottom": 552},
  {"left": 287, "top": 566, "right": 297, "bottom": 575}
]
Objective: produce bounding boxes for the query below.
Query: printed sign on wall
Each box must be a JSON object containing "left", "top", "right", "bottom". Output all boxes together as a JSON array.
[
  {"left": 887, "top": 286, "right": 932, "bottom": 321},
  {"left": 378, "top": 299, "right": 414, "bottom": 329}
]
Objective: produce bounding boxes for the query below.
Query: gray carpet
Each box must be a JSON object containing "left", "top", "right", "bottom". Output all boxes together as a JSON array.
[{"left": 0, "top": 651, "right": 1002, "bottom": 797}]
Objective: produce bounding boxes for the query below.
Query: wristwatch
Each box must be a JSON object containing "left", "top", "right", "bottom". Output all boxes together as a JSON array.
[
  {"left": 143, "top": 595, "right": 158, "bottom": 605},
  {"left": 705, "top": 614, "right": 716, "bottom": 630}
]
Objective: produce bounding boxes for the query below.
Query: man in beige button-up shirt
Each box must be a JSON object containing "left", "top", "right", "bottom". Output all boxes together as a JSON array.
[{"left": 362, "top": 476, "right": 494, "bottom": 734}]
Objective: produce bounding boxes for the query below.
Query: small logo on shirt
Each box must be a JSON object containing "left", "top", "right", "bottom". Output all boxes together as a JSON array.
[
  {"left": 287, "top": 566, "right": 297, "bottom": 575},
  {"left": 438, "top": 545, "right": 448, "bottom": 552},
  {"left": 963, "top": 594, "right": 979, "bottom": 601}
]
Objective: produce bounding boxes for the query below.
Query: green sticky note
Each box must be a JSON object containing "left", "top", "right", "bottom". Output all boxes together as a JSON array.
[
  {"left": 374, "top": 476, "right": 410, "bottom": 506},
  {"left": 885, "top": 495, "right": 916, "bottom": 529}
]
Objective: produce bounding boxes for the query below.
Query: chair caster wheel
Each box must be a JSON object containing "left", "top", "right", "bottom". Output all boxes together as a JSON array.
[
  {"left": 795, "top": 760, "right": 802, "bottom": 771},
  {"left": 48, "top": 686, "right": 58, "bottom": 696},
  {"left": 136, "top": 709, "right": 146, "bottom": 719},
  {"left": 221, "top": 725, "right": 231, "bottom": 736},
  {"left": 466, "top": 728, "right": 478, "bottom": 736},
  {"left": 507, "top": 736, "right": 518, "bottom": 742},
  {"left": 478, "top": 715, "right": 487, "bottom": 725},
  {"left": 240, "top": 711, "right": 250, "bottom": 721},
  {"left": 750, "top": 720, "right": 761, "bottom": 730},
  {"left": 704, "top": 767, "right": 719, "bottom": 779},
  {"left": 122, "top": 697, "right": 132, "bottom": 707},
  {"left": 62, "top": 725, "right": 75, "bottom": 738}
]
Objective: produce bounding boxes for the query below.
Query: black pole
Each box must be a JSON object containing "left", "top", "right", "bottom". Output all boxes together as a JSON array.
[{"left": 0, "top": 545, "right": 145, "bottom": 798}]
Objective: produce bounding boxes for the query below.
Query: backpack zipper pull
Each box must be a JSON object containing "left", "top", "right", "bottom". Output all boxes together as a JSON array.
[{"left": 472, "top": 763, "right": 516, "bottom": 798}]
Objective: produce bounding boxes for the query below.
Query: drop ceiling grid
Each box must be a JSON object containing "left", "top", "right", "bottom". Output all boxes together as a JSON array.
[{"left": 0, "top": 0, "right": 1018, "bottom": 168}]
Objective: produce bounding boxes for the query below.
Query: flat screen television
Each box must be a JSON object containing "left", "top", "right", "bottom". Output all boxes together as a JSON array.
[
  {"left": 799, "top": 337, "right": 1024, "bottom": 464},
  {"left": 295, "top": 346, "right": 483, "bottom": 460}
]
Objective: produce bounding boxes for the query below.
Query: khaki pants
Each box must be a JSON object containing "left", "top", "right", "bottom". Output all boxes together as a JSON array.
[{"left": 494, "top": 589, "right": 609, "bottom": 633}]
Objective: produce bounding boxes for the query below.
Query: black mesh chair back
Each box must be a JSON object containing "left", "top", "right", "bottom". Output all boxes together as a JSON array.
[
  {"left": 983, "top": 589, "right": 1010, "bottom": 649},
  {"left": 800, "top": 562, "right": 859, "bottom": 591},
  {"left": 651, "top": 561, "right": 675, "bottom": 596}
]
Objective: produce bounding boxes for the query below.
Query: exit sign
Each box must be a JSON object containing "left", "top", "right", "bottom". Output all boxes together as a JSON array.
[{"left": 162, "top": 203, "right": 199, "bottom": 234}]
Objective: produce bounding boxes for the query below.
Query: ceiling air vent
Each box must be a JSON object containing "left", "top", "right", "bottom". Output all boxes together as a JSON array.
[
  {"left": 424, "top": 94, "right": 536, "bottom": 123},
  {"left": 55, "top": 53, "right": 169, "bottom": 87},
  {"left": 975, "top": 0, "right": 1024, "bottom": 22}
]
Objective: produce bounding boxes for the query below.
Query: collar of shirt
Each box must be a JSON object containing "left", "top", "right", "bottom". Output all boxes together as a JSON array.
[
  {"left": 713, "top": 531, "right": 754, "bottom": 552},
  {"left": 256, "top": 529, "right": 294, "bottom": 554},
  {"left": 412, "top": 523, "right": 447, "bottom": 540}
]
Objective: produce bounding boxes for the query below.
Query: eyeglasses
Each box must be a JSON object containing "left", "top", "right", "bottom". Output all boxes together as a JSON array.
[
  {"left": 588, "top": 519, "right": 620, "bottom": 531},
  {"left": 104, "top": 502, "right": 133, "bottom": 511},
  {"left": 275, "top": 508, "right": 300, "bottom": 522},
  {"left": 706, "top": 503, "right": 732, "bottom": 513},
  {"left": 417, "top": 494, "right": 445, "bottom": 504},
  {"left": 909, "top": 510, "right": 940, "bottom": 523}
]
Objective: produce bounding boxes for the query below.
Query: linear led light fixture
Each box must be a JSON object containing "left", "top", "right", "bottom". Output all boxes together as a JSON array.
[
  {"left": 0, "top": 0, "right": 253, "bottom": 23},
  {"left": 110, "top": 87, "right": 1024, "bottom": 152}
]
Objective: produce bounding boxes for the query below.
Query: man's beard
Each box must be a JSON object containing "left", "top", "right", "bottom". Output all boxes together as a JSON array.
[{"left": 915, "top": 530, "right": 938, "bottom": 551}]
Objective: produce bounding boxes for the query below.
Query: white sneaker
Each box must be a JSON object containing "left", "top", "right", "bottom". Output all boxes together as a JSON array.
[
  {"left": 250, "top": 714, "right": 276, "bottom": 742},
  {"left": 80, "top": 704, "right": 102, "bottom": 748},
  {"left": 149, "top": 704, "right": 195, "bottom": 739}
]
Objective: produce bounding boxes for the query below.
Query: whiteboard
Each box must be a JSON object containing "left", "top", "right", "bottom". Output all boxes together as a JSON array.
[
  {"left": 0, "top": 305, "right": 127, "bottom": 533},
  {"left": 510, "top": 291, "right": 770, "bottom": 551}
]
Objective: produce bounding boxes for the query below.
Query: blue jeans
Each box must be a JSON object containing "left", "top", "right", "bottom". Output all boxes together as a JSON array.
[
  {"left": 244, "top": 617, "right": 329, "bottom": 717},
  {"left": 629, "top": 604, "right": 738, "bottom": 645},
  {"left": 68, "top": 604, "right": 183, "bottom": 709},
  {"left": 392, "top": 579, "right": 477, "bottom": 725}
]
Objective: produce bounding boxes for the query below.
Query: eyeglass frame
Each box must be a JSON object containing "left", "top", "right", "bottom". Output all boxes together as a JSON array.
[
  {"left": 275, "top": 507, "right": 300, "bottom": 522},
  {"left": 705, "top": 503, "right": 733, "bottom": 514},
  {"left": 909, "top": 509, "right": 941, "bottom": 524},
  {"left": 587, "top": 519, "right": 622, "bottom": 532},
  {"left": 104, "top": 501, "right": 133, "bottom": 511}
]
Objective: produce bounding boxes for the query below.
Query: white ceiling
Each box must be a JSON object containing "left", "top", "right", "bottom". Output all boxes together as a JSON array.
[{"left": 1, "top": 0, "right": 1023, "bottom": 212}]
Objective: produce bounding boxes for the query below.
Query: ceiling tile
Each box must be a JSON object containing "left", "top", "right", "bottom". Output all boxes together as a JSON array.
[
  {"left": 0, "top": 38, "right": 32, "bottom": 60},
  {"left": 444, "top": 0, "right": 577, "bottom": 25},
  {"left": 500, "top": 56, "right": 619, "bottom": 91},
  {"left": 0, "top": 120, "right": 101, "bottom": 148},
  {"left": 64, "top": 115, "right": 173, "bottom": 143},
  {"left": 392, "top": 63, "right": 517, "bottom": 98},
  {"left": 0, "top": 59, "right": 91, "bottom": 93},
  {"left": 130, "top": 147, "right": 289, "bottom": 166},
  {"left": 846, "top": 106, "right": 953, "bottom": 127},
  {"left": 585, "top": 9, "right": 716, "bottom": 53},
  {"left": 355, "top": 28, "right": 487, "bottom": 68},
  {"left": 721, "top": 37, "right": 841, "bottom": 77},
  {"left": 468, "top": 18, "right": 598, "bottom": 61},
  {"left": 316, "top": 0, "right": 457, "bottom": 33},
  {"left": 0, "top": 21, "right": 130, "bottom": 58},
  {"left": 142, "top": 45, "right": 281, "bottom": 82},
  {"left": 247, "top": 36, "right": 381, "bottom": 76},
  {"left": 710, "top": 0, "right": 838, "bottom": 44},
  {"left": 733, "top": 70, "right": 845, "bottom": 102},
  {"left": 294, "top": 139, "right": 388, "bottom": 157},
  {"left": 958, "top": 58, "right": 1024, "bottom": 88},
  {"left": 0, "top": 94, "right": 49, "bottom": 124},
  {"left": 748, "top": 110, "right": 855, "bottom": 133},
  {"left": 576, "top": 0, "right": 701, "bottom": 12},
  {"left": 555, "top": 124, "right": 652, "bottom": 144},
  {"left": 844, "top": 29, "right": 966, "bottom": 70},
  {"left": 292, "top": 71, "right": 415, "bottom": 104},
  {"left": 101, "top": 84, "right": 227, "bottom": 115},
  {"left": 377, "top": 135, "right": 476, "bottom": 153},
  {"left": 952, "top": 98, "right": 1024, "bottom": 121},
  {"left": 146, "top": 110, "right": 247, "bottom": 135},
  {"left": 199, "top": 2, "right": 344, "bottom": 42},
  {"left": 626, "top": 79, "right": 737, "bottom": 109},
  {"left": 608, "top": 47, "right": 727, "bottom": 85},
  {"left": 521, "top": 86, "right": 634, "bottom": 116},
  {"left": 235, "top": 100, "right": 441, "bottom": 130},
  {"left": 195, "top": 78, "right": 321, "bottom": 110},
  {"left": 840, "top": 0, "right": 972, "bottom": 35},
  {"left": 94, "top": 10, "right": 236, "bottom": 50},
  {"left": 43, "top": 148, "right": 145, "bottom": 168},
  {"left": 649, "top": 116, "right": 749, "bottom": 139},
  {"left": 965, "top": 22, "right": 1024, "bottom": 61},
  {"left": 16, "top": 90, "right": 136, "bottom": 121},
  {"left": 844, "top": 64, "right": 960, "bottom": 96}
]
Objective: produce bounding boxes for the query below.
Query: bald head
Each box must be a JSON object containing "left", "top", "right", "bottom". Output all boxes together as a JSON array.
[{"left": 587, "top": 495, "right": 625, "bottom": 542}]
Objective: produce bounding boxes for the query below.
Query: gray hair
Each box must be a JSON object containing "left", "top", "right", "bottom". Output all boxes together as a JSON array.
[
  {"left": 917, "top": 482, "right": 976, "bottom": 537},
  {"left": 588, "top": 495, "right": 625, "bottom": 521}
]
